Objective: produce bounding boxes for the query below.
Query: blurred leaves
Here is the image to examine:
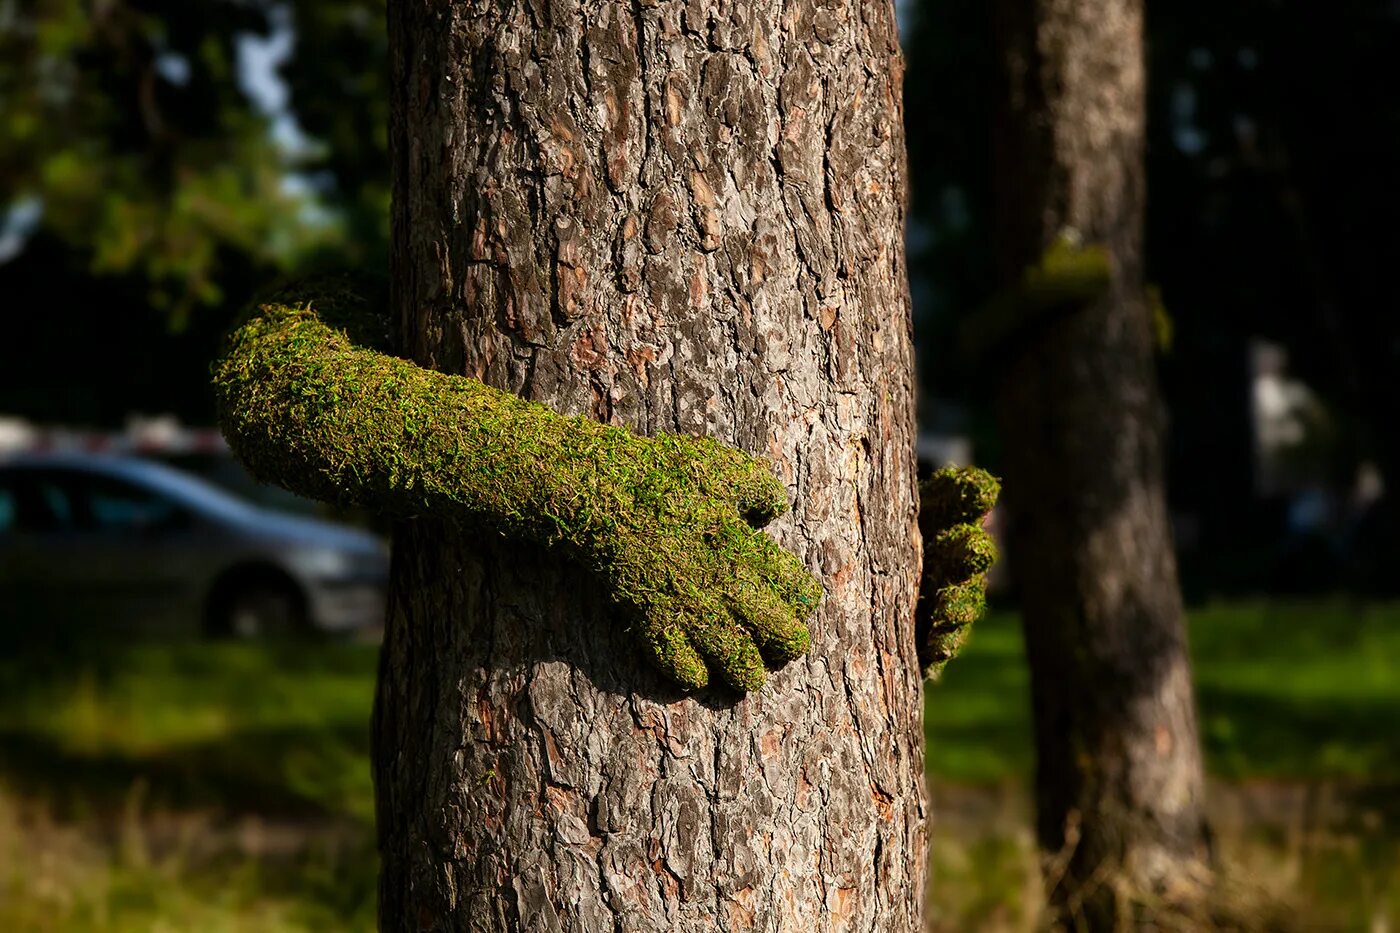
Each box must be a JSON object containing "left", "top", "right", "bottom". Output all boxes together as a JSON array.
[
  {"left": 0, "top": 0, "right": 389, "bottom": 324},
  {"left": 281, "top": 0, "right": 389, "bottom": 253}
]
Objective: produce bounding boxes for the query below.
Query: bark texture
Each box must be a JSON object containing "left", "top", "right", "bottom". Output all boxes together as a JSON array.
[
  {"left": 989, "top": 0, "right": 1212, "bottom": 925},
  {"left": 376, "top": 1, "right": 924, "bottom": 930}
]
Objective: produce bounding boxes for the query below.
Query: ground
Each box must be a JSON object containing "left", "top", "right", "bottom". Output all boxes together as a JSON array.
[{"left": 1, "top": 601, "right": 1397, "bottom": 931}]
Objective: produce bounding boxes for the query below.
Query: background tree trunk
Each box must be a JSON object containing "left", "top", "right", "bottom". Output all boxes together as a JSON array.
[
  {"left": 374, "top": 1, "right": 924, "bottom": 930},
  {"left": 989, "top": 0, "right": 1212, "bottom": 924}
]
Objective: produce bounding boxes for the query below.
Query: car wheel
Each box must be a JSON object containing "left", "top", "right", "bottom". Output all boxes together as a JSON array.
[{"left": 213, "top": 583, "right": 306, "bottom": 639}]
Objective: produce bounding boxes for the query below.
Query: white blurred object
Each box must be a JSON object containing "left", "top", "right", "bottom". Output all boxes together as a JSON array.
[
  {"left": 0, "top": 417, "right": 36, "bottom": 453},
  {"left": 1250, "top": 338, "right": 1334, "bottom": 497},
  {"left": 916, "top": 433, "right": 973, "bottom": 469},
  {"left": 0, "top": 414, "right": 228, "bottom": 457}
]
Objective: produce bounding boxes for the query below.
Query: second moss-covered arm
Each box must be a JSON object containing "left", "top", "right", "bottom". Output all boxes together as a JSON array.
[
  {"left": 916, "top": 466, "right": 1000, "bottom": 679},
  {"left": 212, "top": 279, "right": 821, "bottom": 692}
]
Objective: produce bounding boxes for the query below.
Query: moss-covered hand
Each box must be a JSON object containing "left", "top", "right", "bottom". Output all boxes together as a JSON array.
[
  {"left": 211, "top": 278, "right": 820, "bottom": 692},
  {"left": 917, "top": 466, "right": 1000, "bottom": 678}
]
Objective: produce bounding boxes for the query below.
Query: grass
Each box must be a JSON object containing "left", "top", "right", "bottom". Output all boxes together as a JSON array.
[
  {"left": 922, "top": 599, "right": 1400, "bottom": 930},
  {"left": 925, "top": 599, "right": 1400, "bottom": 783},
  {"left": 0, "top": 789, "right": 377, "bottom": 933},
  {"left": 1, "top": 600, "right": 1398, "bottom": 930},
  {"left": 924, "top": 779, "right": 1400, "bottom": 932},
  {"left": 0, "top": 638, "right": 379, "bottom": 932},
  {"left": 0, "top": 639, "right": 377, "bottom": 822}
]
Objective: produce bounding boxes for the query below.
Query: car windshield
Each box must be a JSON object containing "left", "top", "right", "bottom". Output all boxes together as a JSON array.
[{"left": 104, "top": 459, "right": 267, "bottom": 523}]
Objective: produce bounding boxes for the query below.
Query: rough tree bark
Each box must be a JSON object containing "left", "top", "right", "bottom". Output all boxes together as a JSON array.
[
  {"left": 989, "top": 0, "right": 1212, "bottom": 924},
  {"left": 374, "top": 1, "right": 924, "bottom": 930}
]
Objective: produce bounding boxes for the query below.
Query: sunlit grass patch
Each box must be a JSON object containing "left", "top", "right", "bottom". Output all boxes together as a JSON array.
[
  {"left": 1191, "top": 599, "right": 1400, "bottom": 780},
  {"left": 0, "top": 640, "right": 378, "bottom": 822},
  {"left": 926, "top": 601, "right": 1400, "bottom": 783}
]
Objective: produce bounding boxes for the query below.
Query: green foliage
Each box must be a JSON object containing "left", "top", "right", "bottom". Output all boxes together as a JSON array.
[
  {"left": 917, "top": 466, "right": 1000, "bottom": 678},
  {"left": 0, "top": 0, "right": 356, "bottom": 322},
  {"left": 213, "top": 280, "right": 820, "bottom": 692},
  {"left": 280, "top": 0, "right": 389, "bottom": 255}
]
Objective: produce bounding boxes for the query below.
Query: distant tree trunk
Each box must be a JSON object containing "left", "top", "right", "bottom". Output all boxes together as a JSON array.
[
  {"left": 374, "top": 1, "right": 925, "bottom": 930},
  {"left": 989, "top": 0, "right": 1211, "bottom": 925}
]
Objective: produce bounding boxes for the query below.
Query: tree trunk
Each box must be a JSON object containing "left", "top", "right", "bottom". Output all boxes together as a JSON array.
[
  {"left": 374, "top": 2, "right": 924, "bottom": 930},
  {"left": 989, "top": 0, "right": 1211, "bottom": 925}
]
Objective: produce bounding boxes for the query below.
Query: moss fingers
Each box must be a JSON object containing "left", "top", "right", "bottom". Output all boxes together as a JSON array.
[
  {"left": 636, "top": 615, "right": 711, "bottom": 691},
  {"left": 916, "top": 467, "right": 1000, "bottom": 679},
  {"left": 676, "top": 596, "right": 770, "bottom": 692},
  {"left": 728, "top": 572, "right": 812, "bottom": 666}
]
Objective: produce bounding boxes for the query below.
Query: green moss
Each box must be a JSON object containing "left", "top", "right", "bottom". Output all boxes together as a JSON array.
[
  {"left": 921, "top": 468, "right": 1001, "bottom": 540},
  {"left": 1147, "top": 283, "right": 1173, "bottom": 353},
  {"left": 921, "top": 624, "right": 973, "bottom": 680},
  {"left": 962, "top": 231, "right": 1113, "bottom": 358},
  {"left": 1023, "top": 233, "right": 1113, "bottom": 305},
  {"left": 929, "top": 579, "right": 988, "bottom": 632},
  {"left": 926, "top": 525, "right": 998, "bottom": 582},
  {"left": 917, "top": 467, "right": 1000, "bottom": 680},
  {"left": 212, "top": 276, "right": 819, "bottom": 692}
]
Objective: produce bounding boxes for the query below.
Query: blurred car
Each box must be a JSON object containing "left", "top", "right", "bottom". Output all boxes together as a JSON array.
[{"left": 0, "top": 453, "right": 387, "bottom": 637}]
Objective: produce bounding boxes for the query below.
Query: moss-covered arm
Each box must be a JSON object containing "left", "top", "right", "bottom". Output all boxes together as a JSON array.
[
  {"left": 916, "top": 466, "right": 1000, "bottom": 679},
  {"left": 212, "top": 278, "right": 821, "bottom": 692},
  {"left": 960, "top": 232, "right": 1112, "bottom": 361}
]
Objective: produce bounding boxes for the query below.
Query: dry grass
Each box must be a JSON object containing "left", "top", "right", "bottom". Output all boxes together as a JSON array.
[
  {"left": 926, "top": 781, "right": 1400, "bottom": 932},
  {"left": 0, "top": 782, "right": 376, "bottom": 933}
]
